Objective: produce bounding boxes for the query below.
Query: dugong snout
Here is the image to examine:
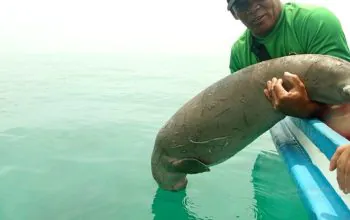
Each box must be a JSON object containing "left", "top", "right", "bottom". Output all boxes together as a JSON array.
[
  {"left": 151, "top": 164, "right": 188, "bottom": 191},
  {"left": 151, "top": 141, "right": 211, "bottom": 191},
  {"left": 151, "top": 153, "right": 187, "bottom": 190},
  {"left": 151, "top": 154, "right": 211, "bottom": 191}
]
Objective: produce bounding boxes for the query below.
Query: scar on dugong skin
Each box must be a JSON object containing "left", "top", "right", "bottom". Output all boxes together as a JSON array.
[{"left": 151, "top": 54, "right": 350, "bottom": 191}]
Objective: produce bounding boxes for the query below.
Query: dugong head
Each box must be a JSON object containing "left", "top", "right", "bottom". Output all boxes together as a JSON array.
[
  {"left": 151, "top": 151, "right": 210, "bottom": 191},
  {"left": 151, "top": 140, "right": 210, "bottom": 191},
  {"left": 151, "top": 160, "right": 189, "bottom": 191}
]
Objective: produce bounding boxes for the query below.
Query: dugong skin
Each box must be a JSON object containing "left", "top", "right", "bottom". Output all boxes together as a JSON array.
[{"left": 151, "top": 54, "right": 350, "bottom": 191}]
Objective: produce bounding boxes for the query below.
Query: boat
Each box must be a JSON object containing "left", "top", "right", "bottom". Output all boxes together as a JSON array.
[{"left": 270, "top": 117, "right": 350, "bottom": 219}]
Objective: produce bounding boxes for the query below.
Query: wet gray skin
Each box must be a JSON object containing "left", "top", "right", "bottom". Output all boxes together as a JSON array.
[{"left": 151, "top": 54, "right": 350, "bottom": 191}]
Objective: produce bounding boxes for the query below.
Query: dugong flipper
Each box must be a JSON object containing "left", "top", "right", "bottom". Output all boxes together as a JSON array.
[
  {"left": 151, "top": 54, "right": 350, "bottom": 191},
  {"left": 168, "top": 158, "right": 210, "bottom": 174}
]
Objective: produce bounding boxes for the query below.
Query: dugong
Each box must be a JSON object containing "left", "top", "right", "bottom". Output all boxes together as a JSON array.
[{"left": 151, "top": 54, "right": 350, "bottom": 191}]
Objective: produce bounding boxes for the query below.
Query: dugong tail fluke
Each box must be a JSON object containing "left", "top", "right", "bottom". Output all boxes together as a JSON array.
[{"left": 151, "top": 54, "right": 350, "bottom": 191}]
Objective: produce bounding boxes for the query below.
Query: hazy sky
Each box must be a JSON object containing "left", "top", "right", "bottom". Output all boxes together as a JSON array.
[{"left": 0, "top": 0, "right": 348, "bottom": 54}]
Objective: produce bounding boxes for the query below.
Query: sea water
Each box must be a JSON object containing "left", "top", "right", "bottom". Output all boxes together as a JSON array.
[{"left": 0, "top": 53, "right": 308, "bottom": 220}]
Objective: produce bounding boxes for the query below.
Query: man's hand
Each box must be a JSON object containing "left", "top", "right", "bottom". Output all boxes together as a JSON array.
[
  {"left": 263, "top": 72, "right": 326, "bottom": 118},
  {"left": 330, "top": 144, "right": 350, "bottom": 194}
]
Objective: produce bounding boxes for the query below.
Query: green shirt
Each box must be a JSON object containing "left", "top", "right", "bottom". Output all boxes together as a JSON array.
[{"left": 229, "top": 2, "right": 350, "bottom": 73}]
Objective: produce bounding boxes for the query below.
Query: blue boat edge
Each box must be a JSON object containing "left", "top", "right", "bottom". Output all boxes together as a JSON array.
[{"left": 270, "top": 116, "right": 350, "bottom": 219}]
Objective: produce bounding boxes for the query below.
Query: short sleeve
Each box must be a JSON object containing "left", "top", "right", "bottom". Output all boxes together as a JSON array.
[
  {"left": 229, "top": 45, "right": 242, "bottom": 74},
  {"left": 298, "top": 7, "right": 350, "bottom": 61}
]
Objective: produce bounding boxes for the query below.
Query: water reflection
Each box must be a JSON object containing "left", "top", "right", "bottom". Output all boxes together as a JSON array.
[
  {"left": 152, "top": 188, "right": 199, "bottom": 220},
  {"left": 251, "top": 150, "right": 309, "bottom": 220},
  {"left": 150, "top": 150, "right": 310, "bottom": 220}
]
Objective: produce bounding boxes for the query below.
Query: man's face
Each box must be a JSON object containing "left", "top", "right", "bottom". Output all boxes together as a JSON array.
[{"left": 229, "top": 0, "right": 282, "bottom": 37}]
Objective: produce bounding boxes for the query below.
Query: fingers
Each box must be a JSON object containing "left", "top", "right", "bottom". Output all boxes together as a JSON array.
[
  {"left": 271, "top": 78, "right": 280, "bottom": 108},
  {"left": 334, "top": 146, "right": 350, "bottom": 193},
  {"left": 337, "top": 149, "right": 350, "bottom": 192},
  {"left": 264, "top": 81, "right": 272, "bottom": 101},
  {"left": 330, "top": 146, "right": 347, "bottom": 171},
  {"left": 344, "top": 159, "right": 350, "bottom": 193},
  {"left": 270, "top": 78, "right": 278, "bottom": 108},
  {"left": 264, "top": 88, "right": 271, "bottom": 101},
  {"left": 337, "top": 161, "right": 345, "bottom": 191},
  {"left": 283, "top": 72, "right": 305, "bottom": 90},
  {"left": 264, "top": 78, "right": 277, "bottom": 108},
  {"left": 271, "top": 78, "right": 287, "bottom": 101},
  {"left": 265, "top": 77, "right": 287, "bottom": 109}
]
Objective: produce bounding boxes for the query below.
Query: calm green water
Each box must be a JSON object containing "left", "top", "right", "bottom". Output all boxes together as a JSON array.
[{"left": 0, "top": 53, "right": 308, "bottom": 219}]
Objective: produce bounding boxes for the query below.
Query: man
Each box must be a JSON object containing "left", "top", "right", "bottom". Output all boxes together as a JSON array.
[{"left": 227, "top": 0, "right": 350, "bottom": 193}]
